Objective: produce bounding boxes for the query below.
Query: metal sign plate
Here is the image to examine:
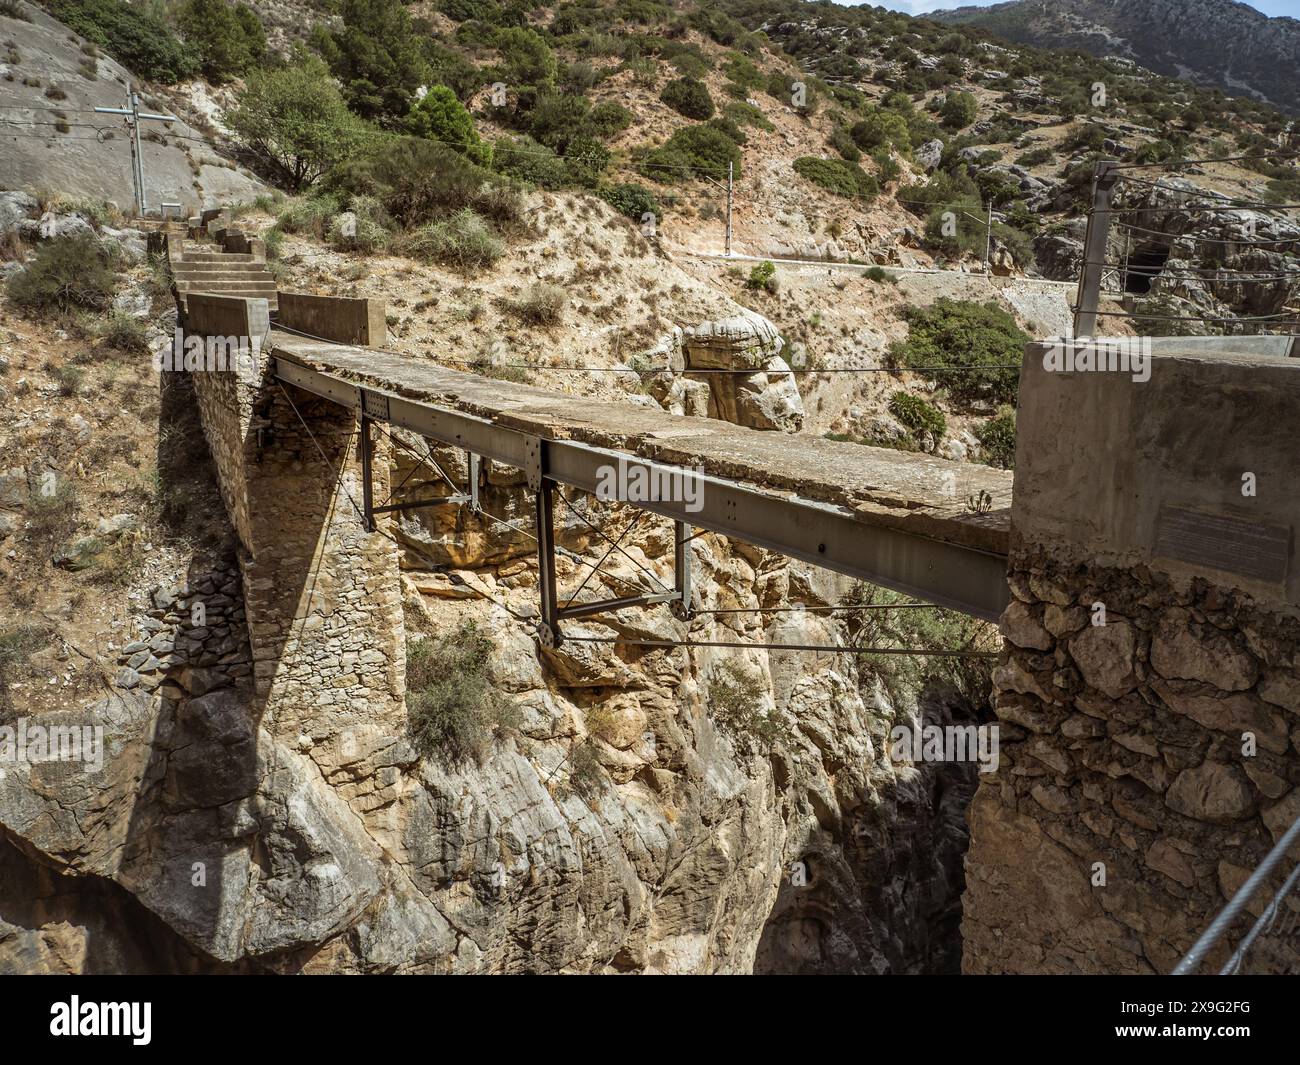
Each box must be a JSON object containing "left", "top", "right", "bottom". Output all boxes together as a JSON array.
[{"left": 1155, "top": 505, "right": 1291, "bottom": 585}]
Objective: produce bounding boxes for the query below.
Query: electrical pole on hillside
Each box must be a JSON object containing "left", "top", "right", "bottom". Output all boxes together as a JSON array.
[{"left": 94, "top": 86, "right": 176, "bottom": 217}]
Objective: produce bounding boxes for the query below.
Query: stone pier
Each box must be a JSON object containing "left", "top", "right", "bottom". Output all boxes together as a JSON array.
[
  {"left": 963, "top": 340, "right": 1300, "bottom": 974},
  {"left": 183, "top": 294, "right": 406, "bottom": 738}
]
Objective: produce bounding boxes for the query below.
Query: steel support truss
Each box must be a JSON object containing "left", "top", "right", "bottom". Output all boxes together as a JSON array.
[{"left": 274, "top": 362, "right": 1010, "bottom": 635}]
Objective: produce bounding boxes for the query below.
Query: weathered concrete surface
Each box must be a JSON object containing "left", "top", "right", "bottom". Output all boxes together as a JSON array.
[
  {"left": 1013, "top": 341, "right": 1300, "bottom": 609},
  {"left": 278, "top": 292, "right": 388, "bottom": 347},
  {"left": 269, "top": 333, "right": 1013, "bottom": 556}
]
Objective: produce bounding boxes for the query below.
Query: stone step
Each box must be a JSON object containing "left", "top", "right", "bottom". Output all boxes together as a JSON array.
[
  {"left": 175, "top": 282, "right": 278, "bottom": 298},
  {"left": 180, "top": 252, "right": 258, "bottom": 263},
  {"left": 172, "top": 264, "right": 273, "bottom": 279}
]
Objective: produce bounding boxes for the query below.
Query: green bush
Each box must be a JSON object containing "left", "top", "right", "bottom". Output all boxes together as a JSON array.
[
  {"left": 722, "top": 100, "right": 774, "bottom": 132},
  {"left": 406, "top": 621, "right": 519, "bottom": 762},
  {"left": 47, "top": 0, "right": 197, "bottom": 82},
  {"left": 0, "top": 622, "right": 51, "bottom": 711},
  {"left": 843, "top": 581, "right": 995, "bottom": 710},
  {"left": 598, "top": 182, "right": 660, "bottom": 222},
  {"left": 562, "top": 135, "right": 611, "bottom": 187},
  {"left": 1062, "top": 122, "right": 1107, "bottom": 153},
  {"left": 327, "top": 196, "right": 390, "bottom": 252},
  {"left": 406, "top": 85, "right": 490, "bottom": 165},
  {"left": 793, "top": 156, "right": 878, "bottom": 200},
  {"left": 97, "top": 309, "right": 149, "bottom": 353},
  {"left": 889, "top": 298, "right": 1027, "bottom": 406},
  {"left": 706, "top": 659, "right": 785, "bottom": 750},
  {"left": 493, "top": 134, "right": 569, "bottom": 188},
  {"left": 745, "top": 259, "right": 776, "bottom": 292},
  {"left": 977, "top": 406, "right": 1017, "bottom": 468},
  {"left": 225, "top": 59, "right": 370, "bottom": 190},
  {"left": 641, "top": 124, "right": 741, "bottom": 182},
  {"left": 1014, "top": 146, "right": 1053, "bottom": 167},
  {"left": 509, "top": 281, "right": 566, "bottom": 324},
  {"left": 176, "top": 0, "right": 265, "bottom": 83},
  {"left": 862, "top": 265, "right": 896, "bottom": 284},
  {"left": 326, "top": 136, "right": 492, "bottom": 227},
  {"left": 402, "top": 208, "right": 503, "bottom": 271},
  {"left": 275, "top": 193, "right": 344, "bottom": 237},
  {"left": 660, "top": 76, "right": 714, "bottom": 120},
  {"left": 313, "top": 0, "right": 434, "bottom": 121},
  {"left": 7, "top": 234, "right": 118, "bottom": 313},
  {"left": 583, "top": 100, "right": 633, "bottom": 139},
  {"left": 850, "top": 108, "right": 911, "bottom": 153},
  {"left": 829, "top": 126, "right": 860, "bottom": 162},
  {"left": 940, "top": 90, "right": 978, "bottom": 130},
  {"left": 889, "top": 391, "right": 946, "bottom": 439},
  {"left": 494, "top": 25, "right": 556, "bottom": 89}
]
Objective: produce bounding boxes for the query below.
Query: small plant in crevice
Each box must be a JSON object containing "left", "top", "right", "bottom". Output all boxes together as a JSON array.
[
  {"left": 406, "top": 619, "right": 520, "bottom": 762},
  {"left": 706, "top": 658, "right": 786, "bottom": 751}
]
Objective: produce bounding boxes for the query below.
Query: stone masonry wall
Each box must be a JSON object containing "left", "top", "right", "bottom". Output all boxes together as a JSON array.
[
  {"left": 963, "top": 548, "right": 1300, "bottom": 974},
  {"left": 184, "top": 298, "right": 406, "bottom": 735}
]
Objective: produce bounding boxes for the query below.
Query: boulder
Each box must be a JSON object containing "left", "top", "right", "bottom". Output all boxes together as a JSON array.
[{"left": 0, "top": 191, "right": 37, "bottom": 239}]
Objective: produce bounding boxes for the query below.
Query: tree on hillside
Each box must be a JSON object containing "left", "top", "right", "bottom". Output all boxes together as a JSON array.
[
  {"left": 407, "top": 85, "right": 490, "bottom": 166},
  {"left": 177, "top": 0, "right": 266, "bottom": 83},
  {"left": 493, "top": 26, "right": 556, "bottom": 91},
  {"left": 940, "top": 90, "right": 978, "bottom": 131},
  {"left": 225, "top": 58, "right": 370, "bottom": 190},
  {"left": 311, "top": 0, "right": 430, "bottom": 122}
]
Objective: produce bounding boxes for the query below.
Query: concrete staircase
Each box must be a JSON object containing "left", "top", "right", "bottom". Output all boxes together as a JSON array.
[{"left": 171, "top": 244, "right": 278, "bottom": 314}]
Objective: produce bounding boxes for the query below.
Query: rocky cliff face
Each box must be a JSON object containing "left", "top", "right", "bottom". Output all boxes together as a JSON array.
[{"left": 0, "top": 411, "right": 988, "bottom": 975}]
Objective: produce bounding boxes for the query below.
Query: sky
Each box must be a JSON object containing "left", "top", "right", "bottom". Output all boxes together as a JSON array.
[{"left": 871, "top": 0, "right": 1300, "bottom": 17}]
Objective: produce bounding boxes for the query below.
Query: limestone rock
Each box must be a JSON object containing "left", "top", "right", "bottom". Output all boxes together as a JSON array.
[
  {"left": 1069, "top": 621, "right": 1138, "bottom": 698},
  {"left": 1000, "top": 600, "right": 1052, "bottom": 651},
  {"left": 1166, "top": 761, "right": 1255, "bottom": 824},
  {"left": 1150, "top": 609, "right": 1257, "bottom": 691}
]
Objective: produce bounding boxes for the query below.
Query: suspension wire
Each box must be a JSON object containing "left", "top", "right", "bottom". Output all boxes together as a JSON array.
[
  {"left": 1112, "top": 172, "right": 1300, "bottom": 207},
  {"left": 274, "top": 316, "right": 1023, "bottom": 377},
  {"left": 276, "top": 382, "right": 366, "bottom": 522},
  {"left": 1090, "top": 309, "right": 1297, "bottom": 323},
  {"left": 560, "top": 509, "right": 650, "bottom": 609},
  {"left": 1219, "top": 860, "right": 1300, "bottom": 975},
  {"left": 1081, "top": 259, "right": 1300, "bottom": 281},
  {"left": 693, "top": 602, "right": 946, "bottom": 615},
  {"left": 1174, "top": 810, "right": 1300, "bottom": 974},
  {"left": 565, "top": 636, "right": 1000, "bottom": 657},
  {"left": 555, "top": 491, "right": 671, "bottom": 598}
]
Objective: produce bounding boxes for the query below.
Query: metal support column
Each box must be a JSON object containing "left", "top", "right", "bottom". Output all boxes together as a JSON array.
[
  {"left": 1074, "top": 159, "right": 1120, "bottom": 336},
  {"left": 673, "top": 521, "right": 693, "bottom": 619},
  {"left": 359, "top": 413, "right": 375, "bottom": 532},
  {"left": 535, "top": 480, "right": 561, "bottom": 648}
]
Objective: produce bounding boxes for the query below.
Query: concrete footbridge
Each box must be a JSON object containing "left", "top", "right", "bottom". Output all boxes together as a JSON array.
[{"left": 268, "top": 329, "right": 1013, "bottom": 627}]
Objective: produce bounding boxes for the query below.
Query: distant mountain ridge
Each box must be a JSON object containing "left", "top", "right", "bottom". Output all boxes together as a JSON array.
[{"left": 932, "top": 0, "right": 1300, "bottom": 115}]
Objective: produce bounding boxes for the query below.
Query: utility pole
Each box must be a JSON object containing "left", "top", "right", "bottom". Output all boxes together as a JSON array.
[
  {"left": 94, "top": 86, "right": 176, "bottom": 217},
  {"left": 983, "top": 198, "right": 993, "bottom": 274},
  {"left": 725, "top": 161, "right": 733, "bottom": 257}
]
